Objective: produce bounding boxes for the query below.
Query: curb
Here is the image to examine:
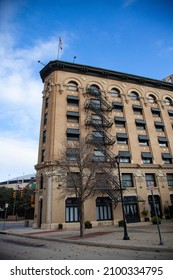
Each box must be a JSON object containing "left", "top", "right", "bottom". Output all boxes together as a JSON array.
[{"left": 1, "top": 231, "right": 173, "bottom": 253}]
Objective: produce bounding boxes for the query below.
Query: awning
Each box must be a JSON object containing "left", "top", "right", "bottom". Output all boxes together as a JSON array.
[
  {"left": 155, "top": 122, "right": 164, "bottom": 127},
  {"left": 117, "top": 133, "right": 128, "bottom": 139},
  {"left": 138, "top": 135, "right": 149, "bottom": 140},
  {"left": 114, "top": 117, "right": 126, "bottom": 122},
  {"left": 67, "top": 111, "right": 79, "bottom": 117},
  {"left": 162, "top": 153, "right": 172, "bottom": 159},
  {"left": 119, "top": 151, "right": 131, "bottom": 157},
  {"left": 135, "top": 119, "right": 146, "bottom": 124},
  {"left": 133, "top": 105, "right": 143, "bottom": 110},
  {"left": 158, "top": 137, "right": 168, "bottom": 142},
  {"left": 112, "top": 102, "right": 123, "bottom": 107},
  {"left": 168, "top": 110, "right": 173, "bottom": 114},
  {"left": 151, "top": 108, "right": 161, "bottom": 113},
  {"left": 66, "top": 128, "right": 80, "bottom": 134},
  {"left": 141, "top": 152, "right": 152, "bottom": 158},
  {"left": 67, "top": 95, "right": 79, "bottom": 100}
]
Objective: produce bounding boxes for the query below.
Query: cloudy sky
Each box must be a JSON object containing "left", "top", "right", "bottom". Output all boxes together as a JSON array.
[{"left": 0, "top": 0, "right": 173, "bottom": 182}]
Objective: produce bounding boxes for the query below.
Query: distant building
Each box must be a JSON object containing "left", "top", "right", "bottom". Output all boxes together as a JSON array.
[
  {"left": 0, "top": 174, "right": 36, "bottom": 190},
  {"left": 163, "top": 74, "right": 173, "bottom": 83},
  {"left": 34, "top": 60, "right": 173, "bottom": 229}
]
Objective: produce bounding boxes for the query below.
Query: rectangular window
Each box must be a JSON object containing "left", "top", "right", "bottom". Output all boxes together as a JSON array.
[
  {"left": 66, "top": 148, "right": 79, "bottom": 161},
  {"left": 162, "top": 154, "right": 172, "bottom": 164},
  {"left": 114, "top": 117, "right": 126, "bottom": 128},
  {"left": 155, "top": 122, "right": 164, "bottom": 132},
  {"left": 96, "top": 198, "right": 112, "bottom": 221},
  {"left": 138, "top": 135, "right": 149, "bottom": 146},
  {"left": 151, "top": 108, "right": 161, "bottom": 118},
  {"left": 66, "top": 198, "right": 79, "bottom": 222},
  {"left": 133, "top": 105, "right": 143, "bottom": 115},
  {"left": 45, "top": 97, "right": 49, "bottom": 109},
  {"left": 43, "top": 130, "right": 46, "bottom": 143},
  {"left": 168, "top": 110, "right": 173, "bottom": 119},
  {"left": 117, "top": 133, "right": 128, "bottom": 144},
  {"left": 112, "top": 102, "right": 123, "bottom": 112},
  {"left": 67, "top": 172, "right": 80, "bottom": 188},
  {"left": 67, "top": 111, "right": 79, "bottom": 123},
  {"left": 119, "top": 151, "right": 131, "bottom": 163},
  {"left": 166, "top": 174, "right": 173, "bottom": 187},
  {"left": 67, "top": 96, "right": 79, "bottom": 106},
  {"left": 67, "top": 115, "right": 79, "bottom": 123},
  {"left": 145, "top": 173, "right": 156, "bottom": 188},
  {"left": 93, "top": 150, "right": 105, "bottom": 161},
  {"left": 141, "top": 152, "right": 153, "bottom": 164},
  {"left": 122, "top": 173, "right": 133, "bottom": 188},
  {"left": 92, "top": 131, "right": 104, "bottom": 144},
  {"left": 44, "top": 113, "right": 48, "bottom": 125},
  {"left": 158, "top": 137, "right": 168, "bottom": 147},
  {"left": 67, "top": 128, "right": 80, "bottom": 141},
  {"left": 136, "top": 120, "right": 146, "bottom": 130},
  {"left": 40, "top": 174, "right": 43, "bottom": 189}
]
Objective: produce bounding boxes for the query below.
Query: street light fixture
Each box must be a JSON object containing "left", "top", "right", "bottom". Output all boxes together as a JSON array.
[{"left": 115, "top": 155, "right": 130, "bottom": 240}]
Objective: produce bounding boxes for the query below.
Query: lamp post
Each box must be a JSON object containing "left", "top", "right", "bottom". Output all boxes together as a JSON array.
[{"left": 115, "top": 155, "right": 130, "bottom": 240}]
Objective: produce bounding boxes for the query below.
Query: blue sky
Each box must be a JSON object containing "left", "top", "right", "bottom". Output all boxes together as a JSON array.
[{"left": 0, "top": 0, "right": 173, "bottom": 181}]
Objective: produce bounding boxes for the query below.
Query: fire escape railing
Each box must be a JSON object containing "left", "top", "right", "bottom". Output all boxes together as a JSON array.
[{"left": 84, "top": 86, "right": 123, "bottom": 205}]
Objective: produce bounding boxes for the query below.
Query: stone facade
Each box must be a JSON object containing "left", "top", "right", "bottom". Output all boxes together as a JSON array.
[{"left": 33, "top": 61, "right": 173, "bottom": 229}]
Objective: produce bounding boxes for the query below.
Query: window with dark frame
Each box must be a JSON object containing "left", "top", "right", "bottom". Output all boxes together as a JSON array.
[
  {"left": 141, "top": 152, "right": 153, "bottom": 164},
  {"left": 41, "top": 149, "right": 45, "bottom": 162},
  {"left": 122, "top": 173, "right": 134, "bottom": 188},
  {"left": 67, "top": 81, "right": 78, "bottom": 91},
  {"left": 96, "top": 197, "right": 113, "bottom": 221},
  {"left": 67, "top": 96, "right": 79, "bottom": 106},
  {"left": 111, "top": 88, "right": 120, "bottom": 97},
  {"left": 65, "top": 198, "right": 79, "bottom": 222},
  {"left": 145, "top": 173, "right": 156, "bottom": 188},
  {"left": 130, "top": 91, "right": 139, "bottom": 100},
  {"left": 166, "top": 174, "right": 173, "bottom": 187}
]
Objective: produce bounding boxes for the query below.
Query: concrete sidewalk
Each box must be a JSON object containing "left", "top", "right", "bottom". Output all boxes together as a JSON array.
[{"left": 0, "top": 220, "right": 173, "bottom": 253}]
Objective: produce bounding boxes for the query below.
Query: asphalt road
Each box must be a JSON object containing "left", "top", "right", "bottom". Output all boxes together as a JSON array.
[{"left": 0, "top": 234, "right": 173, "bottom": 260}]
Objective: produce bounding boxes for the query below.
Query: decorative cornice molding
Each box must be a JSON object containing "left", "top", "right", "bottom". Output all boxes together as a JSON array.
[{"left": 40, "top": 60, "right": 173, "bottom": 92}]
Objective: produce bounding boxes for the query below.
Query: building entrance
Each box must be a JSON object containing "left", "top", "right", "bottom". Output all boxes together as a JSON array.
[{"left": 123, "top": 196, "right": 140, "bottom": 223}]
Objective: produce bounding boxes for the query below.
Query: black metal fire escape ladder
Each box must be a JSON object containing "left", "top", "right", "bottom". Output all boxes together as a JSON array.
[{"left": 84, "top": 86, "right": 123, "bottom": 205}]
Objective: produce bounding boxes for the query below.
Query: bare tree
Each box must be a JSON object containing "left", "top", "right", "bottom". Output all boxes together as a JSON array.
[{"left": 55, "top": 137, "right": 120, "bottom": 237}]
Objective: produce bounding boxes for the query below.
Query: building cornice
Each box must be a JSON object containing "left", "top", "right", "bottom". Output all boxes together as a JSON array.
[{"left": 40, "top": 60, "right": 173, "bottom": 91}]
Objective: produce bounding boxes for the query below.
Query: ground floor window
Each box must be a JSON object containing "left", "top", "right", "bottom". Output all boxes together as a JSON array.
[
  {"left": 96, "top": 197, "right": 112, "bottom": 220},
  {"left": 123, "top": 196, "right": 140, "bottom": 223},
  {"left": 65, "top": 198, "right": 79, "bottom": 222}
]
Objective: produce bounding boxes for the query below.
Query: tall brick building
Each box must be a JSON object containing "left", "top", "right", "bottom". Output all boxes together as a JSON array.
[{"left": 34, "top": 60, "right": 173, "bottom": 229}]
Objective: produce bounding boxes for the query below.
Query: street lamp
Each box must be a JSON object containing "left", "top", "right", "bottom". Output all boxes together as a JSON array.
[{"left": 115, "top": 155, "right": 130, "bottom": 240}]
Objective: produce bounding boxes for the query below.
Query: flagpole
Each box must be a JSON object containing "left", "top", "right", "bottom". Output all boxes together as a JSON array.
[
  {"left": 57, "top": 36, "right": 62, "bottom": 60},
  {"left": 57, "top": 40, "right": 60, "bottom": 60}
]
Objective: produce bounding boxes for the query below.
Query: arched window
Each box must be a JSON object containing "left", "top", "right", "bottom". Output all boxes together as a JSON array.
[
  {"left": 88, "top": 84, "right": 100, "bottom": 96},
  {"left": 111, "top": 88, "right": 120, "bottom": 97},
  {"left": 148, "top": 94, "right": 157, "bottom": 103},
  {"left": 165, "top": 97, "right": 173, "bottom": 106},
  {"left": 131, "top": 91, "right": 139, "bottom": 100},
  {"left": 68, "top": 81, "right": 78, "bottom": 91}
]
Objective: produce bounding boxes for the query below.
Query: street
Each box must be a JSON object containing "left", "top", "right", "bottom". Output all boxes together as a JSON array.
[{"left": 0, "top": 234, "right": 173, "bottom": 260}]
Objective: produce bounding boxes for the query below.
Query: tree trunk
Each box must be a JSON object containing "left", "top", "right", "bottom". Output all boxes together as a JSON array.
[{"left": 79, "top": 201, "right": 85, "bottom": 237}]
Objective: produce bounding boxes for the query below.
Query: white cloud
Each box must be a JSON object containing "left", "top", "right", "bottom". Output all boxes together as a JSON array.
[
  {"left": 0, "top": 136, "right": 37, "bottom": 182},
  {"left": 0, "top": 2, "right": 63, "bottom": 181}
]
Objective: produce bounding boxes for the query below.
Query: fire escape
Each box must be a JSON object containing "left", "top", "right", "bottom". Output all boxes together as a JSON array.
[{"left": 84, "top": 86, "right": 123, "bottom": 205}]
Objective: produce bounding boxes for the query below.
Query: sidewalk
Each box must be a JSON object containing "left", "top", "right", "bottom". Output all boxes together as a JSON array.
[{"left": 0, "top": 220, "right": 173, "bottom": 253}]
